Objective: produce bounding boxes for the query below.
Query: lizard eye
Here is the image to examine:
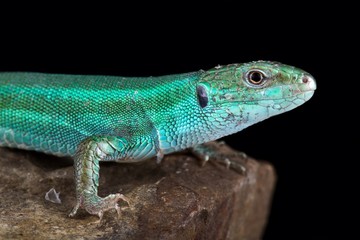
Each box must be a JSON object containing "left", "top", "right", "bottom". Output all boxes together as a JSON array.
[{"left": 246, "top": 70, "right": 267, "bottom": 86}]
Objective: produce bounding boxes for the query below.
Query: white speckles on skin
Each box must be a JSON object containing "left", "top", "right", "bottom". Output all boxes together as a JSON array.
[
  {"left": 272, "top": 104, "right": 282, "bottom": 110},
  {"left": 224, "top": 93, "right": 233, "bottom": 100}
]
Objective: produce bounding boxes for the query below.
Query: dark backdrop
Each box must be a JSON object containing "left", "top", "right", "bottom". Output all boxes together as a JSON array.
[{"left": 0, "top": 10, "right": 354, "bottom": 239}]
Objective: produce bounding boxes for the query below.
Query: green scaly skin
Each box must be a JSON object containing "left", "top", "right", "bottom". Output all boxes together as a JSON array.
[{"left": 0, "top": 61, "right": 316, "bottom": 220}]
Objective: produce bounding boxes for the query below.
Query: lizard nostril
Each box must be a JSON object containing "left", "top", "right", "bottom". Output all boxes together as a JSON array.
[
  {"left": 302, "top": 76, "right": 309, "bottom": 83},
  {"left": 301, "top": 74, "right": 317, "bottom": 91}
]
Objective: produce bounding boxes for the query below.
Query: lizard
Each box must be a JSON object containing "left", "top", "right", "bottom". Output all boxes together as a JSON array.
[{"left": 0, "top": 61, "right": 316, "bottom": 220}]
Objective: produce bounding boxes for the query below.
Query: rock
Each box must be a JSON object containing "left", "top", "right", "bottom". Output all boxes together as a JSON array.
[{"left": 0, "top": 143, "right": 276, "bottom": 240}]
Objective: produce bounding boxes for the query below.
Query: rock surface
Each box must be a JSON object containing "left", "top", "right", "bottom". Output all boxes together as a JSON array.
[{"left": 0, "top": 143, "right": 276, "bottom": 240}]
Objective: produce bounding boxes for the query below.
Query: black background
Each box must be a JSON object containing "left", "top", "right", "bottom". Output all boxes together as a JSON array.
[{"left": 0, "top": 5, "right": 355, "bottom": 239}]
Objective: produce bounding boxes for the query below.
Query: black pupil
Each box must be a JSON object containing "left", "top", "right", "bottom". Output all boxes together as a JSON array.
[{"left": 250, "top": 71, "right": 263, "bottom": 83}]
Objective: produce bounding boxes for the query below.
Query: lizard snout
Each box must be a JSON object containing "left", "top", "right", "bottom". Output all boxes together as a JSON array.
[{"left": 301, "top": 74, "right": 317, "bottom": 91}]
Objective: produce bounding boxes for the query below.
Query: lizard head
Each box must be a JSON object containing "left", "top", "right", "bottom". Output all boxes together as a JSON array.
[{"left": 196, "top": 61, "right": 316, "bottom": 134}]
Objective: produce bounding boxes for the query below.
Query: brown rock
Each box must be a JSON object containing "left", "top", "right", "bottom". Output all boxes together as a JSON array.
[{"left": 0, "top": 143, "right": 276, "bottom": 240}]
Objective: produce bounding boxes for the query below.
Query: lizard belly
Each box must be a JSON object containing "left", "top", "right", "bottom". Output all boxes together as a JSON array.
[{"left": 0, "top": 126, "right": 81, "bottom": 156}]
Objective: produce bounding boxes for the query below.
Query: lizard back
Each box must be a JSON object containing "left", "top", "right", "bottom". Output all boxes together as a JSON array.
[{"left": 0, "top": 72, "right": 201, "bottom": 157}]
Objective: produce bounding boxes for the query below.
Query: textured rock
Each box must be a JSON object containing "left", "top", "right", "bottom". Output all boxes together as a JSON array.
[{"left": 0, "top": 143, "right": 276, "bottom": 240}]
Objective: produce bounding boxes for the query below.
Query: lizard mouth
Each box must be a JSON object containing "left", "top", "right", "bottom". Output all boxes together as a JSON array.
[
  {"left": 273, "top": 73, "right": 316, "bottom": 101},
  {"left": 284, "top": 73, "right": 317, "bottom": 103},
  {"left": 301, "top": 90, "right": 315, "bottom": 101}
]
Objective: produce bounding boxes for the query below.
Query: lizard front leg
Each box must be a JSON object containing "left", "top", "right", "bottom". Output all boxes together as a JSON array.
[{"left": 68, "top": 136, "right": 131, "bottom": 221}]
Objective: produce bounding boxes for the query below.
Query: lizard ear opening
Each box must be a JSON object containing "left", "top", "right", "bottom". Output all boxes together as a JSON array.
[{"left": 196, "top": 85, "right": 208, "bottom": 108}]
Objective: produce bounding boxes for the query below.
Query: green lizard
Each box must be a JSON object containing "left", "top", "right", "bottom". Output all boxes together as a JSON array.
[{"left": 0, "top": 61, "right": 316, "bottom": 220}]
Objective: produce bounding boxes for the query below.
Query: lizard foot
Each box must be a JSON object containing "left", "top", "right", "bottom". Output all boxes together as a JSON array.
[
  {"left": 70, "top": 136, "right": 132, "bottom": 222},
  {"left": 69, "top": 193, "right": 130, "bottom": 223},
  {"left": 191, "top": 141, "right": 248, "bottom": 174}
]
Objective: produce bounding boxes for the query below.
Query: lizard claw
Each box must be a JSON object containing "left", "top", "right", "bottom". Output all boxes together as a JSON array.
[
  {"left": 69, "top": 193, "right": 131, "bottom": 223},
  {"left": 191, "top": 142, "right": 248, "bottom": 174}
]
